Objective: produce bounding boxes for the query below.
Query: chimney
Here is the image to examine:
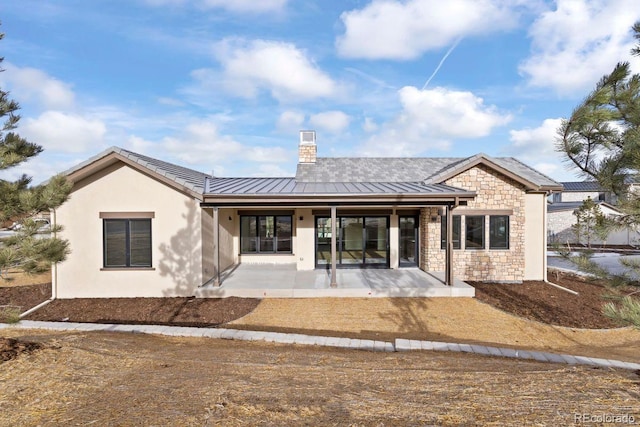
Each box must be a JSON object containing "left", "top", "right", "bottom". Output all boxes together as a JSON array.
[{"left": 298, "top": 130, "right": 317, "bottom": 163}]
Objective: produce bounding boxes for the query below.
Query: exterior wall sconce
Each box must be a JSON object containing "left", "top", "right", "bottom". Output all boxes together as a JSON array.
[
  {"left": 228, "top": 216, "right": 232, "bottom": 221},
  {"left": 299, "top": 216, "right": 304, "bottom": 221}
]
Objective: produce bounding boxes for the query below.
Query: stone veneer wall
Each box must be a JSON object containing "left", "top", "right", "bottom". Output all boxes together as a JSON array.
[
  {"left": 298, "top": 143, "right": 317, "bottom": 163},
  {"left": 420, "top": 164, "right": 526, "bottom": 282}
]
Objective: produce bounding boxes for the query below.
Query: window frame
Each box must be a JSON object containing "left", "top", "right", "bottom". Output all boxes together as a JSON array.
[
  {"left": 240, "top": 215, "right": 293, "bottom": 254},
  {"left": 464, "top": 215, "right": 485, "bottom": 250},
  {"left": 103, "top": 218, "right": 152, "bottom": 268},
  {"left": 489, "top": 215, "right": 510, "bottom": 250},
  {"left": 440, "top": 215, "right": 461, "bottom": 250}
]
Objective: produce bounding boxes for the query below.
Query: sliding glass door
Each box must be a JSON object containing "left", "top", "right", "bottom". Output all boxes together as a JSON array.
[{"left": 315, "top": 216, "right": 389, "bottom": 268}]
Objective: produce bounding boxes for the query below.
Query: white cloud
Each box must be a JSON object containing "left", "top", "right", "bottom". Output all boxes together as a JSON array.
[
  {"left": 143, "top": 0, "right": 288, "bottom": 13},
  {"left": 157, "top": 97, "right": 185, "bottom": 107},
  {"left": 336, "top": 0, "right": 520, "bottom": 60},
  {"left": 520, "top": 0, "right": 640, "bottom": 95},
  {"left": 309, "top": 111, "right": 351, "bottom": 134},
  {"left": 199, "top": 0, "right": 287, "bottom": 13},
  {"left": 505, "top": 118, "right": 564, "bottom": 178},
  {"left": 360, "top": 86, "right": 511, "bottom": 156},
  {"left": 1, "top": 63, "right": 75, "bottom": 110},
  {"left": 362, "top": 117, "right": 378, "bottom": 133},
  {"left": 193, "top": 39, "right": 336, "bottom": 102},
  {"left": 128, "top": 120, "right": 290, "bottom": 173},
  {"left": 276, "top": 110, "right": 305, "bottom": 132},
  {"left": 21, "top": 111, "right": 107, "bottom": 153}
]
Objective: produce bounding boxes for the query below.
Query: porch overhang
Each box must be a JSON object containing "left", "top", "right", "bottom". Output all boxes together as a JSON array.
[{"left": 201, "top": 192, "right": 476, "bottom": 207}]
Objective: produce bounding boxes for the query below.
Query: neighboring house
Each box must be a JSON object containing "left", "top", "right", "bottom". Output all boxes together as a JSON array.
[
  {"left": 547, "top": 182, "right": 640, "bottom": 246},
  {"left": 52, "top": 132, "right": 561, "bottom": 298}
]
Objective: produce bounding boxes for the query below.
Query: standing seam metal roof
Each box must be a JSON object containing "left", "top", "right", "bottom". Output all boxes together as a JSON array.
[{"left": 205, "top": 177, "right": 472, "bottom": 196}]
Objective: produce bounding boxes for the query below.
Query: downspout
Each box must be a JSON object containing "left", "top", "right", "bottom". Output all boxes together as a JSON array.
[
  {"left": 542, "top": 191, "right": 576, "bottom": 294},
  {"left": 20, "top": 208, "right": 58, "bottom": 319}
]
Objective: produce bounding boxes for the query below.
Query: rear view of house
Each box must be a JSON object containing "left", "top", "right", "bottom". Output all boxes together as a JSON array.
[{"left": 52, "top": 132, "right": 561, "bottom": 298}]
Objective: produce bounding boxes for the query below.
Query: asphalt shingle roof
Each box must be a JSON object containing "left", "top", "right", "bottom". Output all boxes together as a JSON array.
[{"left": 296, "top": 154, "right": 561, "bottom": 189}]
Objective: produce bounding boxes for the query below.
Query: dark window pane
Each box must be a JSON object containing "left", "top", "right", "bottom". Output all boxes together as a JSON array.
[
  {"left": 130, "top": 220, "right": 152, "bottom": 266},
  {"left": 275, "top": 216, "right": 292, "bottom": 253},
  {"left": 104, "top": 220, "right": 127, "bottom": 267},
  {"left": 489, "top": 215, "right": 509, "bottom": 249},
  {"left": 465, "top": 216, "right": 485, "bottom": 250},
  {"left": 259, "top": 216, "right": 275, "bottom": 252},
  {"left": 240, "top": 216, "right": 257, "bottom": 253},
  {"left": 441, "top": 215, "right": 461, "bottom": 250}
]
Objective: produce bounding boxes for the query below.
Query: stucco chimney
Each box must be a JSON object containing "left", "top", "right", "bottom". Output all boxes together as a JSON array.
[{"left": 298, "top": 130, "right": 317, "bottom": 163}]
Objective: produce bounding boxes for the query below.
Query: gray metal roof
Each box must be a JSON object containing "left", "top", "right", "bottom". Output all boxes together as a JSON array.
[
  {"left": 205, "top": 177, "right": 472, "bottom": 196},
  {"left": 296, "top": 154, "right": 561, "bottom": 189},
  {"left": 62, "top": 146, "right": 211, "bottom": 194},
  {"left": 547, "top": 200, "right": 620, "bottom": 213},
  {"left": 560, "top": 181, "right": 603, "bottom": 192}
]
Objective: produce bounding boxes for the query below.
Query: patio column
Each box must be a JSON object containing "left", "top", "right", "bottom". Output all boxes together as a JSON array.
[
  {"left": 445, "top": 203, "right": 454, "bottom": 287},
  {"left": 330, "top": 205, "right": 337, "bottom": 287},
  {"left": 213, "top": 206, "right": 221, "bottom": 287}
]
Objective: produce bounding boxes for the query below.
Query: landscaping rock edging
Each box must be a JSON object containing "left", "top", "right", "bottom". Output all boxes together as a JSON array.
[{"left": 2, "top": 320, "right": 639, "bottom": 371}]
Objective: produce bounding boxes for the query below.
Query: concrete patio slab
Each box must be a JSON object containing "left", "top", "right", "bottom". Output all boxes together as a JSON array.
[{"left": 194, "top": 264, "right": 475, "bottom": 298}]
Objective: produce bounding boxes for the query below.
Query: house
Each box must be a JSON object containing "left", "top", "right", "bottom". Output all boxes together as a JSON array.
[
  {"left": 51, "top": 131, "right": 561, "bottom": 298},
  {"left": 547, "top": 182, "right": 639, "bottom": 246}
]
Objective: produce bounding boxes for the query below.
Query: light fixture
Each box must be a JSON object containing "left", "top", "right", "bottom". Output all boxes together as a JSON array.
[{"left": 299, "top": 216, "right": 304, "bottom": 221}]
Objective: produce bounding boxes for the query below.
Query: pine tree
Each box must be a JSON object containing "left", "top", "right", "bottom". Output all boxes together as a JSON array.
[
  {"left": 572, "top": 197, "right": 608, "bottom": 248},
  {"left": 558, "top": 21, "right": 640, "bottom": 328},
  {"left": 0, "top": 26, "right": 72, "bottom": 279}
]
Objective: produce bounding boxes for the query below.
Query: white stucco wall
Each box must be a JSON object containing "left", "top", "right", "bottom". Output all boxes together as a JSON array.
[
  {"left": 524, "top": 193, "right": 546, "bottom": 280},
  {"left": 54, "top": 162, "right": 203, "bottom": 298}
]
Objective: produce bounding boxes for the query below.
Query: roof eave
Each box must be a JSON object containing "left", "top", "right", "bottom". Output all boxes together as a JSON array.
[
  {"left": 66, "top": 151, "right": 204, "bottom": 201},
  {"left": 202, "top": 192, "right": 476, "bottom": 205}
]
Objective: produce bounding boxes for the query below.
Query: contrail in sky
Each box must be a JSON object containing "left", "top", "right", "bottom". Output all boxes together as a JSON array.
[{"left": 422, "top": 37, "right": 463, "bottom": 90}]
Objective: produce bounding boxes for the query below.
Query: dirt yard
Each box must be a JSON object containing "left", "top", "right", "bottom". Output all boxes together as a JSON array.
[
  {"left": 2, "top": 271, "right": 640, "bottom": 362},
  {"left": 0, "top": 330, "right": 638, "bottom": 426}
]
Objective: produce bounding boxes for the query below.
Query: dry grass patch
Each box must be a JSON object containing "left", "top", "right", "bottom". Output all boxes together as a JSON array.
[
  {"left": 0, "top": 330, "right": 638, "bottom": 426},
  {"left": 0, "top": 269, "right": 51, "bottom": 287},
  {"left": 230, "top": 298, "right": 640, "bottom": 362}
]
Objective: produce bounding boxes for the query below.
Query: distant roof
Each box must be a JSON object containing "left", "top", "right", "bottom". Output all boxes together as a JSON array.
[
  {"left": 62, "top": 146, "right": 211, "bottom": 195},
  {"left": 560, "top": 181, "right": 603, "bottom": 192},
  {"left": 296, "top": 154, "right": 561, "bottom": 190},
  {"left": 547, "top": 201, "right": 621, "bottom": 213}
]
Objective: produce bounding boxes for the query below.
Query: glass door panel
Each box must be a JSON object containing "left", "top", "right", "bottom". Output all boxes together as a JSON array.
[
  {"left": 365, "top": 217, "right": 388, "bottom": 265},
  {"left": 340, "top": 217, "right": 363, "bottom": 265},
  {"left": 315, "top": 217, "right": 332, "bottom": 266},
  {"left": 399, "top": 216, "right": 418, "bottom": 266}
]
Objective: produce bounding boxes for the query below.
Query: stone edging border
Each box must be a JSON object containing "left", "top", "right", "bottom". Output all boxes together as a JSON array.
[{"left": 2, "top": 320, "right": 639, "bottom": 371}]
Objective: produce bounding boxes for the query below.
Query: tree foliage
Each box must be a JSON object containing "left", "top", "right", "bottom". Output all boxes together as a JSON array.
[
  {"left": 557, "top": 21, "right": 640, "bottom": 328},
  {"left": 0, "top": 25, "right": 72, "bottom": 279},
  {"left": 571, "top": 197, "right": 609, "bottom": 248}
]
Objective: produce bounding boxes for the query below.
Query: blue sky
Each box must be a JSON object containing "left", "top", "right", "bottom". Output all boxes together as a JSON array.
[{"left": 2, "top": 0, "right": 640, "bottom": 184}]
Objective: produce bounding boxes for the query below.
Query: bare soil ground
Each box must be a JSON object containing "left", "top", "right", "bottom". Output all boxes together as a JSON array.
[
  {"left": 0, "top": 330, "right": 639, "bottom": 426},
  {"left": 2, "top": 271, "right": 640, "bottom": 362},
  {"left": 471, "top": 272, "right": 621, "bottom": 329}
]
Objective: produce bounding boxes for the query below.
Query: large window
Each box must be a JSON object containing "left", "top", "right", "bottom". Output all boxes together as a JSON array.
[
  {"left": 465, "top": 216, "right": 485, "bottom": 250},
  {"left": 440, "top": 215, "right": 461, "bottom": 250},
  {"left": 241, "top": 215, "right": 292, "bottom": 254},
  {"left": 489, "top": 215, "right": 509, "bottom": 249},
  {"left": 103, "top": 219, "right": 152, "bottom": 268}
]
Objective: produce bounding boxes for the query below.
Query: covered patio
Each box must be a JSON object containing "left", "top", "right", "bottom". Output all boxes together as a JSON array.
[{"left": 195, "top": 264, "right": 475, "bottom": 298}]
